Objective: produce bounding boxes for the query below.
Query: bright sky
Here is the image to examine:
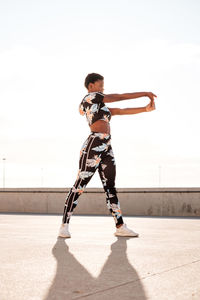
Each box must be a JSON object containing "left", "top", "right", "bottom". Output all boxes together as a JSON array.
[{"left": 0, "top": 0, "right": 200, "bottom": 188}]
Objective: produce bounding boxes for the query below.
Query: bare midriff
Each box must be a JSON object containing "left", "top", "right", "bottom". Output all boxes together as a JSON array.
[{"left": 89, "top": 120, "right": 110, "bottom": 134}]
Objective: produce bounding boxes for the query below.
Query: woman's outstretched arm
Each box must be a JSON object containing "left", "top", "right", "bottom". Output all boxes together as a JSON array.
[
  {"left": 103, "top": 91, "right": 157, "bottom": 103},
  {"left": 108, "top": 99, "right": 156, "bottom": 115},
  {"left": 109, "top": 107, "right": 146, "bottom": 115},
  {"left": 103, "top": 92, "right": 146, "bottom": 103}
]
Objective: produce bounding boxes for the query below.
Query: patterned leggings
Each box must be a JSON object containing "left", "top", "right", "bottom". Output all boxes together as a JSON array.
[{"left": 62, "top": 131, "right": 124, "bottom": 227}]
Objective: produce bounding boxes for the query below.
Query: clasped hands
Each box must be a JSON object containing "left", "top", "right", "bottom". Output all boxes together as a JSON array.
[{"left": 145, "top": 92, "right": 157, "bottom": 112}]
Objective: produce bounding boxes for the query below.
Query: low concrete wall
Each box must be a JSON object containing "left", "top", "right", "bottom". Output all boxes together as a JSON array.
[{"left": 0, "top": 187, "right": 200, "bottom": 217}]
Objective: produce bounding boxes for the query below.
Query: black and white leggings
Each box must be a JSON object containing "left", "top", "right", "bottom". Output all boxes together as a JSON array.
[{"left": 62, "top": 131, "right": 124, "bottom": 227}]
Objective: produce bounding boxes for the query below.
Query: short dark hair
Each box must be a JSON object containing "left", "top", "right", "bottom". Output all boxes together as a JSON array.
[{"left": 84, "top": 73, "right": 104, "bottom": 89}]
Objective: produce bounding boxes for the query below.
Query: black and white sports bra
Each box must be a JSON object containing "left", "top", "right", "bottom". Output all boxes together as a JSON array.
[{"left": 79, "top": 92, "right": 111, "bottom": 125}]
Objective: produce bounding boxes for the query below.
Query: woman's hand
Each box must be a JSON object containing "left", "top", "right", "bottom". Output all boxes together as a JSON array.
[
  {"left": 145, "top": 99, "right": 156, "bottom": 112},
  {"left": 145, "top": 92, "right": 157, "bottom": 112},
  {"left": 146, "top": 92, "right": 157, "bottom": 101}
]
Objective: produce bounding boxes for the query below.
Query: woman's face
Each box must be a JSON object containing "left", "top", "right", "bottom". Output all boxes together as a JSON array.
[{"left": 88, "top": 79, "right": 104, "bottom": 93}]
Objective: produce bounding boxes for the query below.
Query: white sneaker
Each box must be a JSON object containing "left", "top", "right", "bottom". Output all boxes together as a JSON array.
[
  {"left": 114, "top": 223, "right": 139, "bottom": 237},
  {"left": 58, "top": 223, "right": 71, "bottom": 238}
]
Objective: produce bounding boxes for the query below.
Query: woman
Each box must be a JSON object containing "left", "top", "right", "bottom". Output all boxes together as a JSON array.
[{"left": 58, "top": 73, "right": 157, "bottom": 238}]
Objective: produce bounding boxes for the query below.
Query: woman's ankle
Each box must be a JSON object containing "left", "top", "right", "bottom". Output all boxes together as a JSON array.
[{"left": 116, "top": 223, "right": 123, "bottom": 228}]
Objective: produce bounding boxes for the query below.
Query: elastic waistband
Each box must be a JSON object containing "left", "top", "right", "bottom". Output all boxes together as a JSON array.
[{"left": 90, "top": 131, "right": 111, "bottom": 140}]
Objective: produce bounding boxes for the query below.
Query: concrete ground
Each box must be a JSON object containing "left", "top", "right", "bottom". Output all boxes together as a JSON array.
[{"left": 0, "top": 213, "right": 200, "bottom": 300}]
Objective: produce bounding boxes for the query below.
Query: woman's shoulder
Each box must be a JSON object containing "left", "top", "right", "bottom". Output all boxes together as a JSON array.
[{"left": 82, "top": 92, "right": 104, "bottom": 104}]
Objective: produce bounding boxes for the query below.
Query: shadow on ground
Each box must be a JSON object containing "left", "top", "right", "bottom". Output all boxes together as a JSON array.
[{"left": 44, "top": 236, "right": 146, "bottom": 300}]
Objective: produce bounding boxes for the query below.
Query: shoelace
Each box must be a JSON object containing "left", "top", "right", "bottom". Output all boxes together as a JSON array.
[
  {"left": 122, "top": 223, "right": 132, "bottom": 232},
  {"left": 121, "top": 223, "right": 127, "bottom": 229}
]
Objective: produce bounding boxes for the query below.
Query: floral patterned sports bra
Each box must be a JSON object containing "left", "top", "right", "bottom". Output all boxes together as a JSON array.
[{"left": 79, "top": 92, "right": 112, "bottom": 126}]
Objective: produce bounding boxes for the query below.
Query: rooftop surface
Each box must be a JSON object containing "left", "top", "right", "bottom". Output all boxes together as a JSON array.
[{"left": 0, "top": 213, "right": 200, "bottom": 299}]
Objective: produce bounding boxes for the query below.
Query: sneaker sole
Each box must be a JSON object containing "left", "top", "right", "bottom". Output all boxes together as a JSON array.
[
  {"left": 114, "top": 232, "right": 139, "bottom": 237},
  {"left": 58, "top": 234, "right": 71, "bottom": 238}
]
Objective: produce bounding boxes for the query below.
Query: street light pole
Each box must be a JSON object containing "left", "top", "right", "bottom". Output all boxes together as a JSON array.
[
  {"left": 2, "top": 158, "right": 6, "bottom": 188},
  {"left": 158, "top": 164, "right": 161, "bottom": 187},
  {"left": 41, "top": 167, "right": 44, "bottom": 187}
]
